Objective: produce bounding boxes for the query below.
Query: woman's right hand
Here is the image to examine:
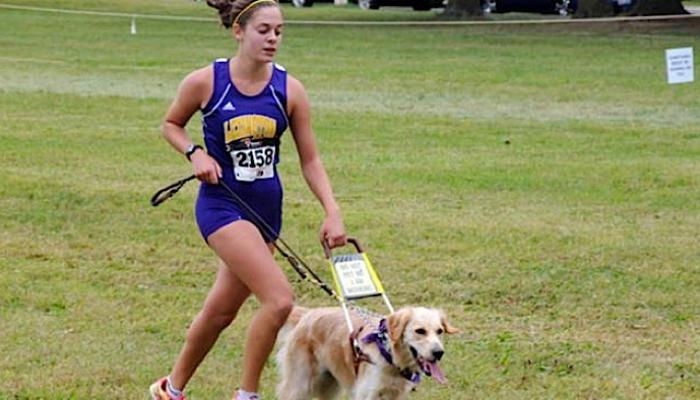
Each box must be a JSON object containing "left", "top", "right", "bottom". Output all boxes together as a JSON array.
[{"left": 191, "top": 151, "right": 222, "bottom": 184}]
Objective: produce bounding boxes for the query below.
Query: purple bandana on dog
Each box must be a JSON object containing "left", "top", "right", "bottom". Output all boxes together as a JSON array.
[{"left": 361, "top": 319, "right": 421, "bottom": 383}]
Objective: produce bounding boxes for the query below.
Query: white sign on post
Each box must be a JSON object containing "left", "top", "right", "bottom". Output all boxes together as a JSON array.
[{"left": 666, "top": 47, "right": 694, "bottom": 85}]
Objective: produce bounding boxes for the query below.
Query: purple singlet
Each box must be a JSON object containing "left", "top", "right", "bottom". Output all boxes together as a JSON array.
[{"left": 194, "top": 59, "right": 289, "bottom": 242}]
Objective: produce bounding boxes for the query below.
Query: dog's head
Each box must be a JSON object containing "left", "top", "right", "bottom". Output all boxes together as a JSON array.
[{"left": 387, "top": 307, "right": 458, "bottom": 384}]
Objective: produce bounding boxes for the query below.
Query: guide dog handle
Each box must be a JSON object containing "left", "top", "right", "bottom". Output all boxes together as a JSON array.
[{"left": 323, "top": 237, "right": 363, "bottom": 259}]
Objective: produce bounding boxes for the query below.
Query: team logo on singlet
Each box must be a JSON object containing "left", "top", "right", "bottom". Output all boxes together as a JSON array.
[
  {"left": 224, "top": 115, "right": 276, "bottom": 143},
  {"left": 224, "top": 115, "right": 278, "bottom": 182}
]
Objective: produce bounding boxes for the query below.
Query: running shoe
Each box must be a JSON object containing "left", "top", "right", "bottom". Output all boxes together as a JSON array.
[
  {"left": 234, "top": 390, "right": 259, "bottom": 400},
  {"left": 149, "top": 377, "right": 185, "bottom": 400}
]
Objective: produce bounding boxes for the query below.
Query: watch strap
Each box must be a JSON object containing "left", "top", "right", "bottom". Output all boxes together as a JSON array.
[{"left": 185, "top": 144, "right": 204, "bottom": 161}]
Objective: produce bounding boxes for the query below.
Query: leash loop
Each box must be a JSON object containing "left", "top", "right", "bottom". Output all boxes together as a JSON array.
[{"left": 150, "top": 174, "right": 196, "bottom": 207}]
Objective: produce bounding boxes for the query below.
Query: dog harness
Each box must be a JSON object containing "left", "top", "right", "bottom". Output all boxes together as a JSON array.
[{"left": 352, "top": 319, "right": 421, "bottom": 384}]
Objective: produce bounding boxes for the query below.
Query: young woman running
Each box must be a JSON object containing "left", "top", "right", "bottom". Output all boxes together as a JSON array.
[{"left": 150, "top": 1, "right": 346, "bottom": 399}]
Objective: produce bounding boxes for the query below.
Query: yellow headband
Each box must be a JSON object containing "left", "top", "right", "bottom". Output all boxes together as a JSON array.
[{"left": 232, "top": 0, "right": 278, "bottom": 27}]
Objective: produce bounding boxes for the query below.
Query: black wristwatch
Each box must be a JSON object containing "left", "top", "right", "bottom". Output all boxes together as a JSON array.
[{"left": 185, "top": 144, "right": 204, "bottom": 161}]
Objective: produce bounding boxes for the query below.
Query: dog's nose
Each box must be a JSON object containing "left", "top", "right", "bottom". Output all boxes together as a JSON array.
[{"left": 432, "top": 349, "right": 444, "bottom": 361}]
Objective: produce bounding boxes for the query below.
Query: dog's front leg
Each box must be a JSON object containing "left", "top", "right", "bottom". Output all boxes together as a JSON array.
[{"left": 350, "top": 371, "right": 385, "bottom": 400}]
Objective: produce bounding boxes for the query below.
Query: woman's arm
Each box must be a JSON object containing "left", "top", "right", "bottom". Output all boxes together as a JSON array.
[
  {"left": 287, "top": 75, "right": 346, "bottom": 248},
  {"left": 161, "top": 67, "right": 222, "bottom": 184}
]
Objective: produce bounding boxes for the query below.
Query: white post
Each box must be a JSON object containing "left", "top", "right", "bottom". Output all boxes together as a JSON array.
[{"left": 130, "top": 15, "right": 137, "bottom": 35}]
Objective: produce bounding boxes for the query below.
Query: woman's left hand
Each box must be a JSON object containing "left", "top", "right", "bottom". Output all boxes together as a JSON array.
[{"left": 320, "top": 212, "right": 347, "bottom": 249}]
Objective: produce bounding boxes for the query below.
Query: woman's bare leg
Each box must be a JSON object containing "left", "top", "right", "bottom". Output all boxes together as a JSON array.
[
  {"left": 207, "top": 220, "right": 294, "bottom": 393},
  {"left": 169, "top": 261, "right": 251, "bottom": 390}
]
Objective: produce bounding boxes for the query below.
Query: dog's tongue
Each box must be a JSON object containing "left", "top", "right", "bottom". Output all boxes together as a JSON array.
[{"left": 427, "top": 361, "right": 447, "bottom": 384}]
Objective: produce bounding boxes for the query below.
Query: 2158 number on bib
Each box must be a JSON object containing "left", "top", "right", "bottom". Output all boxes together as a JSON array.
[{"left": 231, "top": 146, "right": 275, "bottom": 182}]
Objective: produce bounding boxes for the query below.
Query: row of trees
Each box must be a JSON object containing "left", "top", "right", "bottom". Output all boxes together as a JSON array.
[{"left": 445, "top": 0, "right": 688, "bottom": 18}]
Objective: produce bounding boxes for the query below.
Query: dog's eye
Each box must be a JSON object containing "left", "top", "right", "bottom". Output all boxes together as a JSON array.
[
  {"left": 437, "top": 328, "right": 444, "bottom": 335},
  {"left": 414, "top": 328, "right": 427, "bottom": 335}
]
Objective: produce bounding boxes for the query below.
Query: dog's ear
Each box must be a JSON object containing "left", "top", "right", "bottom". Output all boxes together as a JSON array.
[
  {"left": 387, "top": 308, "right": 412, "bottom": 343},
  {"left": 440, "top": 311, "right": 459, "bottom": 335}
]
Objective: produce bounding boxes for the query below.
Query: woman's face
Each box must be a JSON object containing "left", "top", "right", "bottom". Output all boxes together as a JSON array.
[{"left": 236, "top": 6, "right": 284, "bottom": 63}]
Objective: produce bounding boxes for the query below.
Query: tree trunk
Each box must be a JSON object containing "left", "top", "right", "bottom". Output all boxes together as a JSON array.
[
  {"left": 443, "top": 0, "right": 482, "bottom": 18},
  {"left": 574, "top": 0, "right": 615, "bottom": 18},
  {"left": 628, "top": 0, "right": 688, "bottom": 15}
]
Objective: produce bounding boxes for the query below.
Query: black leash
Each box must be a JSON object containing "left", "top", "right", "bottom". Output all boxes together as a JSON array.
[{"left": 151, "top": 175, "right": 337, "bottom": 298}]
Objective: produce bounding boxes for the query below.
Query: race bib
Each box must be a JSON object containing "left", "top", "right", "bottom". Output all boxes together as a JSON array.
[{"left": 231, "top": 145, "right": 276, "bottom": 182}]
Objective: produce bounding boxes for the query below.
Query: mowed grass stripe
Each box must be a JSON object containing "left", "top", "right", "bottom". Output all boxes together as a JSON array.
[{"left": 1, "top": 10, "right": 699, "bottom": 125}]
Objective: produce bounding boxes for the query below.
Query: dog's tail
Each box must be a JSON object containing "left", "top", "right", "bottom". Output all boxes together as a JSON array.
[
  {"left": 276, "top": 306, "right": 308, "bottom": 350},
  {"left": 275, "top": 306, "right": 309, "bottom": 397},
  {"left": 275, "top": 306, "right": 309, "bottom": 377}
]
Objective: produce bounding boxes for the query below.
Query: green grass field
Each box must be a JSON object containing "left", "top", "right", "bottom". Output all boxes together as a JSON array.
[{"left": 1, "top": 1, "right": 699, "bottom": 399}]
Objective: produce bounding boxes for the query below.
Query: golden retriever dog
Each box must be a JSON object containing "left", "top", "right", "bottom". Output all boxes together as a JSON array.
[{"left": 276, "top": 306, "right": 458, "bottom": 400}]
